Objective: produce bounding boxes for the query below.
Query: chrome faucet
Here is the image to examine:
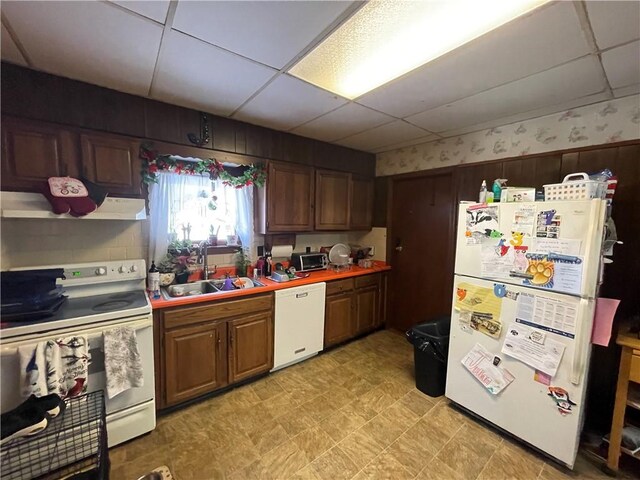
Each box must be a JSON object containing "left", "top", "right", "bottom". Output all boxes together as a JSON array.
[{"left": 198, "top": 240, "right": 217, "bottom": 280}]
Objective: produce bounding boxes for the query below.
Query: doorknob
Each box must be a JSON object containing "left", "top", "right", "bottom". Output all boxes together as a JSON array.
[
  {"left": 395, "top": 239, "right": 403, "bottom": 252},
  {"left": 395, "top": 246, "right": 403, "bottom": 252}
]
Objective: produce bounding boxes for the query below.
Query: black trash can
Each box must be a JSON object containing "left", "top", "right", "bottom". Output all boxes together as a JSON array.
[{"left": 406, "top": 316, "right": 451, "bottom": 397}]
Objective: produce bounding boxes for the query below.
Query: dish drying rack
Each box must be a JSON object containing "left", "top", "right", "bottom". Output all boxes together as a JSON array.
[{"left": 0, "top": 391, "right": 109, "bottom": 480}]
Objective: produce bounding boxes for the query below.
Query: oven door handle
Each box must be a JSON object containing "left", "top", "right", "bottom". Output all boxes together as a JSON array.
[{"left": 0, "top": 318, "right": 152, "bottom": 356}]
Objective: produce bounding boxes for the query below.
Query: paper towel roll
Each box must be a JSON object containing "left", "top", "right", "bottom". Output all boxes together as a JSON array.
[{"left": 271, "top": 245, "right": 293, "bottom": 258}]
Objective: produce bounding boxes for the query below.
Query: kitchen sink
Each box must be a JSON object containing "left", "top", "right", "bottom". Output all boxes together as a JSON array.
[{"left": 160, "top": 278, "right": 266, "bottom": 300}]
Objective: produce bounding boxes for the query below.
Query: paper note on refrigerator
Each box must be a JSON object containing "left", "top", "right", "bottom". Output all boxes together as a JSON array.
[
  {"left": 515, "top": 293, "right": 577, "bottom": 338},
  {"left": 480, "top": 239, "right": 515, "bottom": 279},
  {"left": 465, "top": 206, "right": 499, "bottom": 245},
  {"left": 455, "top": 282, "right": 503, "bottom": 318},
  {"left": 462, "top": 343, "right": 515, "bottom": 395},
  {"left": 532, "top": 238, "right": 582, "bottom": 256},
  {"left": 512, "top": 206, "right": 536, "bottom": 237},
  {"left": 501, "top": 322, "right": 566, "bottom": 377}
]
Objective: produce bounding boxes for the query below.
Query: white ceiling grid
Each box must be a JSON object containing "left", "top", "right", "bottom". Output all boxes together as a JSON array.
[{"left": 1, "top": 0, "right": 638, "bottom": 154}]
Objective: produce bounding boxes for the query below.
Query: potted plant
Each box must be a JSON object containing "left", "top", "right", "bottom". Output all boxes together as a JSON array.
[
  {"left": 208, "top": 225, "right": 219, "bottom": 246},
  {"left": 234, "top": 247, "right": 251, "bottom": 277}
]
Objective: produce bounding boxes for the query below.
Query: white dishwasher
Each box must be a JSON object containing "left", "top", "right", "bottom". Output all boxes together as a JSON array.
[{"left": 272, "top": 282, "right": 326, "bottom": 371}]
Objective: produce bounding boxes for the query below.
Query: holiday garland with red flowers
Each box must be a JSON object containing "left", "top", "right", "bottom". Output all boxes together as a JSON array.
[{"left": 139, "top": 143, "right": 266, "bottom": 188}]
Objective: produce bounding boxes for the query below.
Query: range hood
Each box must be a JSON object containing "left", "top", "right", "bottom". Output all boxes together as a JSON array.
[{"left": 1, "top": 192, "right": 146, "bottom": 220}]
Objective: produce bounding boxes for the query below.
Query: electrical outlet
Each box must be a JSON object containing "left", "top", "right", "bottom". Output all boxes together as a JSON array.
[{"left": 368, "top": 246, "right": 375, "bottom": 256}]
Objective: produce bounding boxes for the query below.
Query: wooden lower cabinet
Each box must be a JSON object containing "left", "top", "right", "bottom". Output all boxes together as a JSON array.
[
  {"left": 164, "top": 321, "right": 227, "bottom": 406},
  {"left": 355, "top": 285, "right": 378, "bottom": 335},
  {"left": 324, "top": 273, "right": 385, "bottom": 348},
  {"left": 157, "top": 293, "right": 274, "bottom": 409},
  {"left": 324, "top": 292, "right": 355, "bottom": 347},
  {"left": 228, "top": 312, "right": 274, "bottom": 383}
]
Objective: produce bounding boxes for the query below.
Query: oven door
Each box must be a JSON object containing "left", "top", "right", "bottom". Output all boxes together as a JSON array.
[{"left": 0, "top": 315, "right": 155, "bottom": 416}]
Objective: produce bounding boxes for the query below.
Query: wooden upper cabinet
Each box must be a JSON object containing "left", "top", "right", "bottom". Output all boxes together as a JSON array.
[
  {"left": 228, "top": 312, "right": 273, "bottom": 383},
  {"left": 1, "top": 117, "right": 79, "bottom": 191},
  {"left": 315, "top": 170, "right": 351, "bottom": 230},
  {"left": 350, "top": 176, "right": 374, "bottom": 230},
  {"left": 164, "top": 321, "right": 228, "bottom": 407},
  {"left": 259, "top": 161, "right": 314, "bottom": 233},
  {"left": 80, "top": 132, "right": 142, "bottom": 196}
]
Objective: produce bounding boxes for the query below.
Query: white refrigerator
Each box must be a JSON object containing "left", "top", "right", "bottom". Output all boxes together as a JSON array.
[{"left": 445, "top": 199, "right": 607, "bottom": 468}]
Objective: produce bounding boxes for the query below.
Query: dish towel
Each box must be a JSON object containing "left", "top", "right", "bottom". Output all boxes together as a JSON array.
[
  {"left": 19, "top": 336, "right": 90, "bottom": 399},
  {"left": 19, "top": 343, "right": 47, "bottom": 397},
  {"left": 103, "top": 327, "right": 143, "bottom": 399}
]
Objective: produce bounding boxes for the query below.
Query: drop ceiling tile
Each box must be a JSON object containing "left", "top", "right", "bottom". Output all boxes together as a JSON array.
[
  {"left": 335, "top": 120, "right": 433, "bottom": 152},
  {"left": 292, "top": 103, "right": 395, "bottom": 142},
  {"left": 586, "top": 1, "right": 640, "bottom": 50},
  {"left": 1, "top": 1, "right": 162, "bottom": 96},
  {"left": 613, "top": 84, "right": 640, "bottom": 98},
  {"left": 173, "top": 1, "right": 356, "bottom": 69},
  {"left": 405, "top": 57, "right": 606, "bottom": 133},
  {"left": 1, "top": 23, "right": 27, "bottom": 66},
  {"left": 234, "top": 75, "right": 347, "bottom": 131},
  {"left": 152, "top": 31, "right": 277, "bottom": 116},
  {"left": 438, "top": 92, "right": 611, "bottom": 138},
  {"left": 109, "top": 1, "right": 170, "bottom": 24},
  {"left": 357, "top": 2, "right": 590, "bottom": 118},
  {"left": 602, "top": 41, "right": 640, "bottom": 89}
]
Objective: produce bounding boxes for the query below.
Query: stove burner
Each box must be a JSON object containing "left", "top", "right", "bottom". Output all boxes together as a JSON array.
[{"left": 92, "top": 300, "right": 133, "bottom": 312}]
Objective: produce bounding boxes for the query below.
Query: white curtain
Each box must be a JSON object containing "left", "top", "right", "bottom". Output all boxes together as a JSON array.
[
  {"left": 235, "top": 185, "right": 255, "bottom": 262},
  {"left": 148, "top": 172, "right": 210, "bottom": 266}
]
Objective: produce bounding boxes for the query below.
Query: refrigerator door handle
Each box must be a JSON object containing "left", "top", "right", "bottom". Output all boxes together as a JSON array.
[{"left": 570, "top": 299, "right": 591, "bottom": 385}]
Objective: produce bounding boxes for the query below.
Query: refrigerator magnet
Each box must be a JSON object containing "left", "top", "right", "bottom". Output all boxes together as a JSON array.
[{"left": 547, "top": 386, "right": 577, "bottom": 415}]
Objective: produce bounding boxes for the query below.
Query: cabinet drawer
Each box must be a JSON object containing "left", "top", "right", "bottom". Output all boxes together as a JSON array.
[
  {"left": 164, "top": 293, "right": 273, "bottom": 329},
  {"left": 631, "top": 353, "right": 640, "bottom": 384},
  {"left": 326, "top": 279, "right": 354, "bottom": 296},
  {"left": 355, "top": 274, "right": 380, "bottom": 289}
]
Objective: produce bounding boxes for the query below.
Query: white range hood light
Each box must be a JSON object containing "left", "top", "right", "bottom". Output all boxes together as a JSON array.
[{"left": 0, "top": 192, "right": 146, "bottom": 220}]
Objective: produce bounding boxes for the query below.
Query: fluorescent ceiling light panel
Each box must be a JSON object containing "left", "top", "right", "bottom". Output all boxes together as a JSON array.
[{"left": 289, "top": 0, "right": 550, "bottom": 99}]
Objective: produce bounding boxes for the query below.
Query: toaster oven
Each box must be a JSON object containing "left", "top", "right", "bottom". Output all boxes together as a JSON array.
[{"left": 291, "top": 252, "right": 328, "bottom": 272}]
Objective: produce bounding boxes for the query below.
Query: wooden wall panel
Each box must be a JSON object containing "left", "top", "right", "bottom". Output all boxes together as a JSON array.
[
  {"left": 501, "top": 154, "right": 562, "bottom": 187},
  {"left": 0, "top": 63, "right": 375, "bottom": 176},
  {"left": 454, "top": 161, "right": 504, "bottom": 203}
]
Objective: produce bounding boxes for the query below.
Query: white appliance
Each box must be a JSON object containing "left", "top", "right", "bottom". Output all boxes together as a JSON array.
[
  {"left": 0, "top": 260, "right": 155, "bottom": 447},
  {"left": 446, "top": 199, "right": 607, "bottom": 468},
  {"left": 272, "top": 282, "right": 326, "bottom": 371}
]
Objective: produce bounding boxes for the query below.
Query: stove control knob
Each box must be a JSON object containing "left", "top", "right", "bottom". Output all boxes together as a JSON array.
[
  {"left": 95, "top": 267, "right": 107, "bottom": 276},
  {"left": 131, "top": 265, "right": 139, "bottom": 273},
  {"left": 118, "top": 266, "right": 128, "bottom": 274}
]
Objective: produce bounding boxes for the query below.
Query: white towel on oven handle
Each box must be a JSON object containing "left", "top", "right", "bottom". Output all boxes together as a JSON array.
[
  {"left": 19, "top": 336, "right": 89, "bottom": 399},
  {"left": 19, "top": 343, "right": 47, "bottom": 397},
  {"left": 103, "top": 326, "right": 143, "bottom": 399}
]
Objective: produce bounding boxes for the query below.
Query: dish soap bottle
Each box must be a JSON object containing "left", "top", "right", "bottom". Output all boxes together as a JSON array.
[
  {"left": 479, "top": 180, "right": 487, "bottom": 203},
  {"left": 148, "top": 261, "right": 160, "bottom": 299}
]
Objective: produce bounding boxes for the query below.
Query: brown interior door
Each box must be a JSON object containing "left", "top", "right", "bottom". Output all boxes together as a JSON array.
[{"left": 388, "top": 171, "right": 455, "bottom": 332}]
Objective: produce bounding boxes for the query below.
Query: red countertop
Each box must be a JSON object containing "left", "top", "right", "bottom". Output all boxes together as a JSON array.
[{"left": 150, "top": 261, "right": 391, "bottom": 309}]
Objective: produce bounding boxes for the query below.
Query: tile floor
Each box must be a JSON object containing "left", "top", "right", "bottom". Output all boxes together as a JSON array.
[{"left": 110, "top": 330, "right": 613, "bottom": 480}]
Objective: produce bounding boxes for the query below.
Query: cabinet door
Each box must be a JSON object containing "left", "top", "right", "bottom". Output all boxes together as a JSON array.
[
  {"left": 266, "top": 161, "right": 314, "bottom": 232},
  {"left": 324, "top": 292, "right": 355, "bottom": 348},
  {"left": 355, "top": 286, "right": 378, "bottom": 335},
  {"left": 350, "top": 176, "right": 374, "bottom": 230},
  {"left": 315, "top": 170, "right": 351, "bottom": 230},
  {"left": 228, "top": 312, "right": 273, "bottom": 383},
  {"left": 80, "top": 133, "right": 142, "bottom": 196},
  {"left": 1, "top": 117, "right": 79, "bottom": 191},
  {"left": 164, "top": 322, "right": 227, "bottom": 406}
]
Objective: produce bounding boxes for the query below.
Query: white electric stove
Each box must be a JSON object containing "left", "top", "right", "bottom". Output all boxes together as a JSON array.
[{"left": 0, "top": 259, "right": 155, "bottom": 447}]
